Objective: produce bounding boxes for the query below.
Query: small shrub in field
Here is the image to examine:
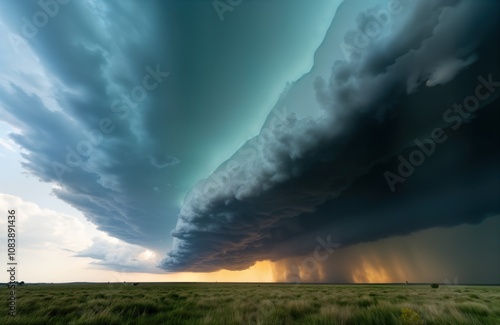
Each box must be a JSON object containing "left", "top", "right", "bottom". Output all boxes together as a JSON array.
[
  {"left": 401, "top": 307, "right": 424, "bottom": 325},
  {"left": 430, "top": 283, "right": 439, "bottom": 289}
]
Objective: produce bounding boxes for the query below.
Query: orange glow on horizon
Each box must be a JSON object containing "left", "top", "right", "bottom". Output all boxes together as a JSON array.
[
  {"left": 163, "top": 260, "right": 275, "bottom": 282},
  {"left": 101, "top": 260, "right": 276, "bottom": 283}
]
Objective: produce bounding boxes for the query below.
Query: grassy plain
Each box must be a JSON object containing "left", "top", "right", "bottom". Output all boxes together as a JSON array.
[{"left": 1, "top": 283, "right": 499, "bottom": 324}]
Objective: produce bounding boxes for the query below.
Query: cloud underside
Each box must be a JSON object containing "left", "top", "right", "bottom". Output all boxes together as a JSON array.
[
  {"left": 0, "top": 1, "right": 180, "bottom": 251},
  {"left": 161, "top": 0, "right": 500, "bottom": 272}
]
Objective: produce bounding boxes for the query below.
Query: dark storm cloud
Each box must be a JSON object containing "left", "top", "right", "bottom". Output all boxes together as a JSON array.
[
  {"left": 161, "top": 0, "right": 500, "bottom": 272},
  {"left": 0, "top": 0, "right": 180, "bottom": 250},
  {"left": 1, "top": 0, "right": 339, "bottom": 260},
  {"left": 273, "top": 215, "right": 500, "bottom": 284}
]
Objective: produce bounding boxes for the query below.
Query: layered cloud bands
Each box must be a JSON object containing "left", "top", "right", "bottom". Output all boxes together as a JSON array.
[
  {"left": 161, "top": 0, "right": 500, "bottom": 272},
  {"left": 0, "top": 0, "right": 341, "bottom": 262},
  {"left": 0, "top": 1, "right": 180, "bottom": 252}
]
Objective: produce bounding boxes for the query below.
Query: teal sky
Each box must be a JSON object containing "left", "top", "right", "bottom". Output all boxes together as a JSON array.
[{"left": 145, "top": 0, "right": 342, "bottom": 188}]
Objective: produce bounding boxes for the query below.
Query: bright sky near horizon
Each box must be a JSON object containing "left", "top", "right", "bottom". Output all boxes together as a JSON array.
[{"left": 0, "top": 0, "right": 498, "bottom": 284}]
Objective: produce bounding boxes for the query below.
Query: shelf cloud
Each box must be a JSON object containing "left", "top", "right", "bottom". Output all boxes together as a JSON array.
[{"left": 161, "top": 0, "right": 500, "bottom": 272}]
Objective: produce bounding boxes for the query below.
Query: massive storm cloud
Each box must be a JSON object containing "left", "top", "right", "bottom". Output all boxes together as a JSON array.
[{"left": 161, "top": 0, "right": 500, "bottom": 272}]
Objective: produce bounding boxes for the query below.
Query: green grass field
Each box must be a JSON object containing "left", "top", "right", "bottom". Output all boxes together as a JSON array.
[{"left": 1, "top": 283, "right": 499, "bottom": 324}]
